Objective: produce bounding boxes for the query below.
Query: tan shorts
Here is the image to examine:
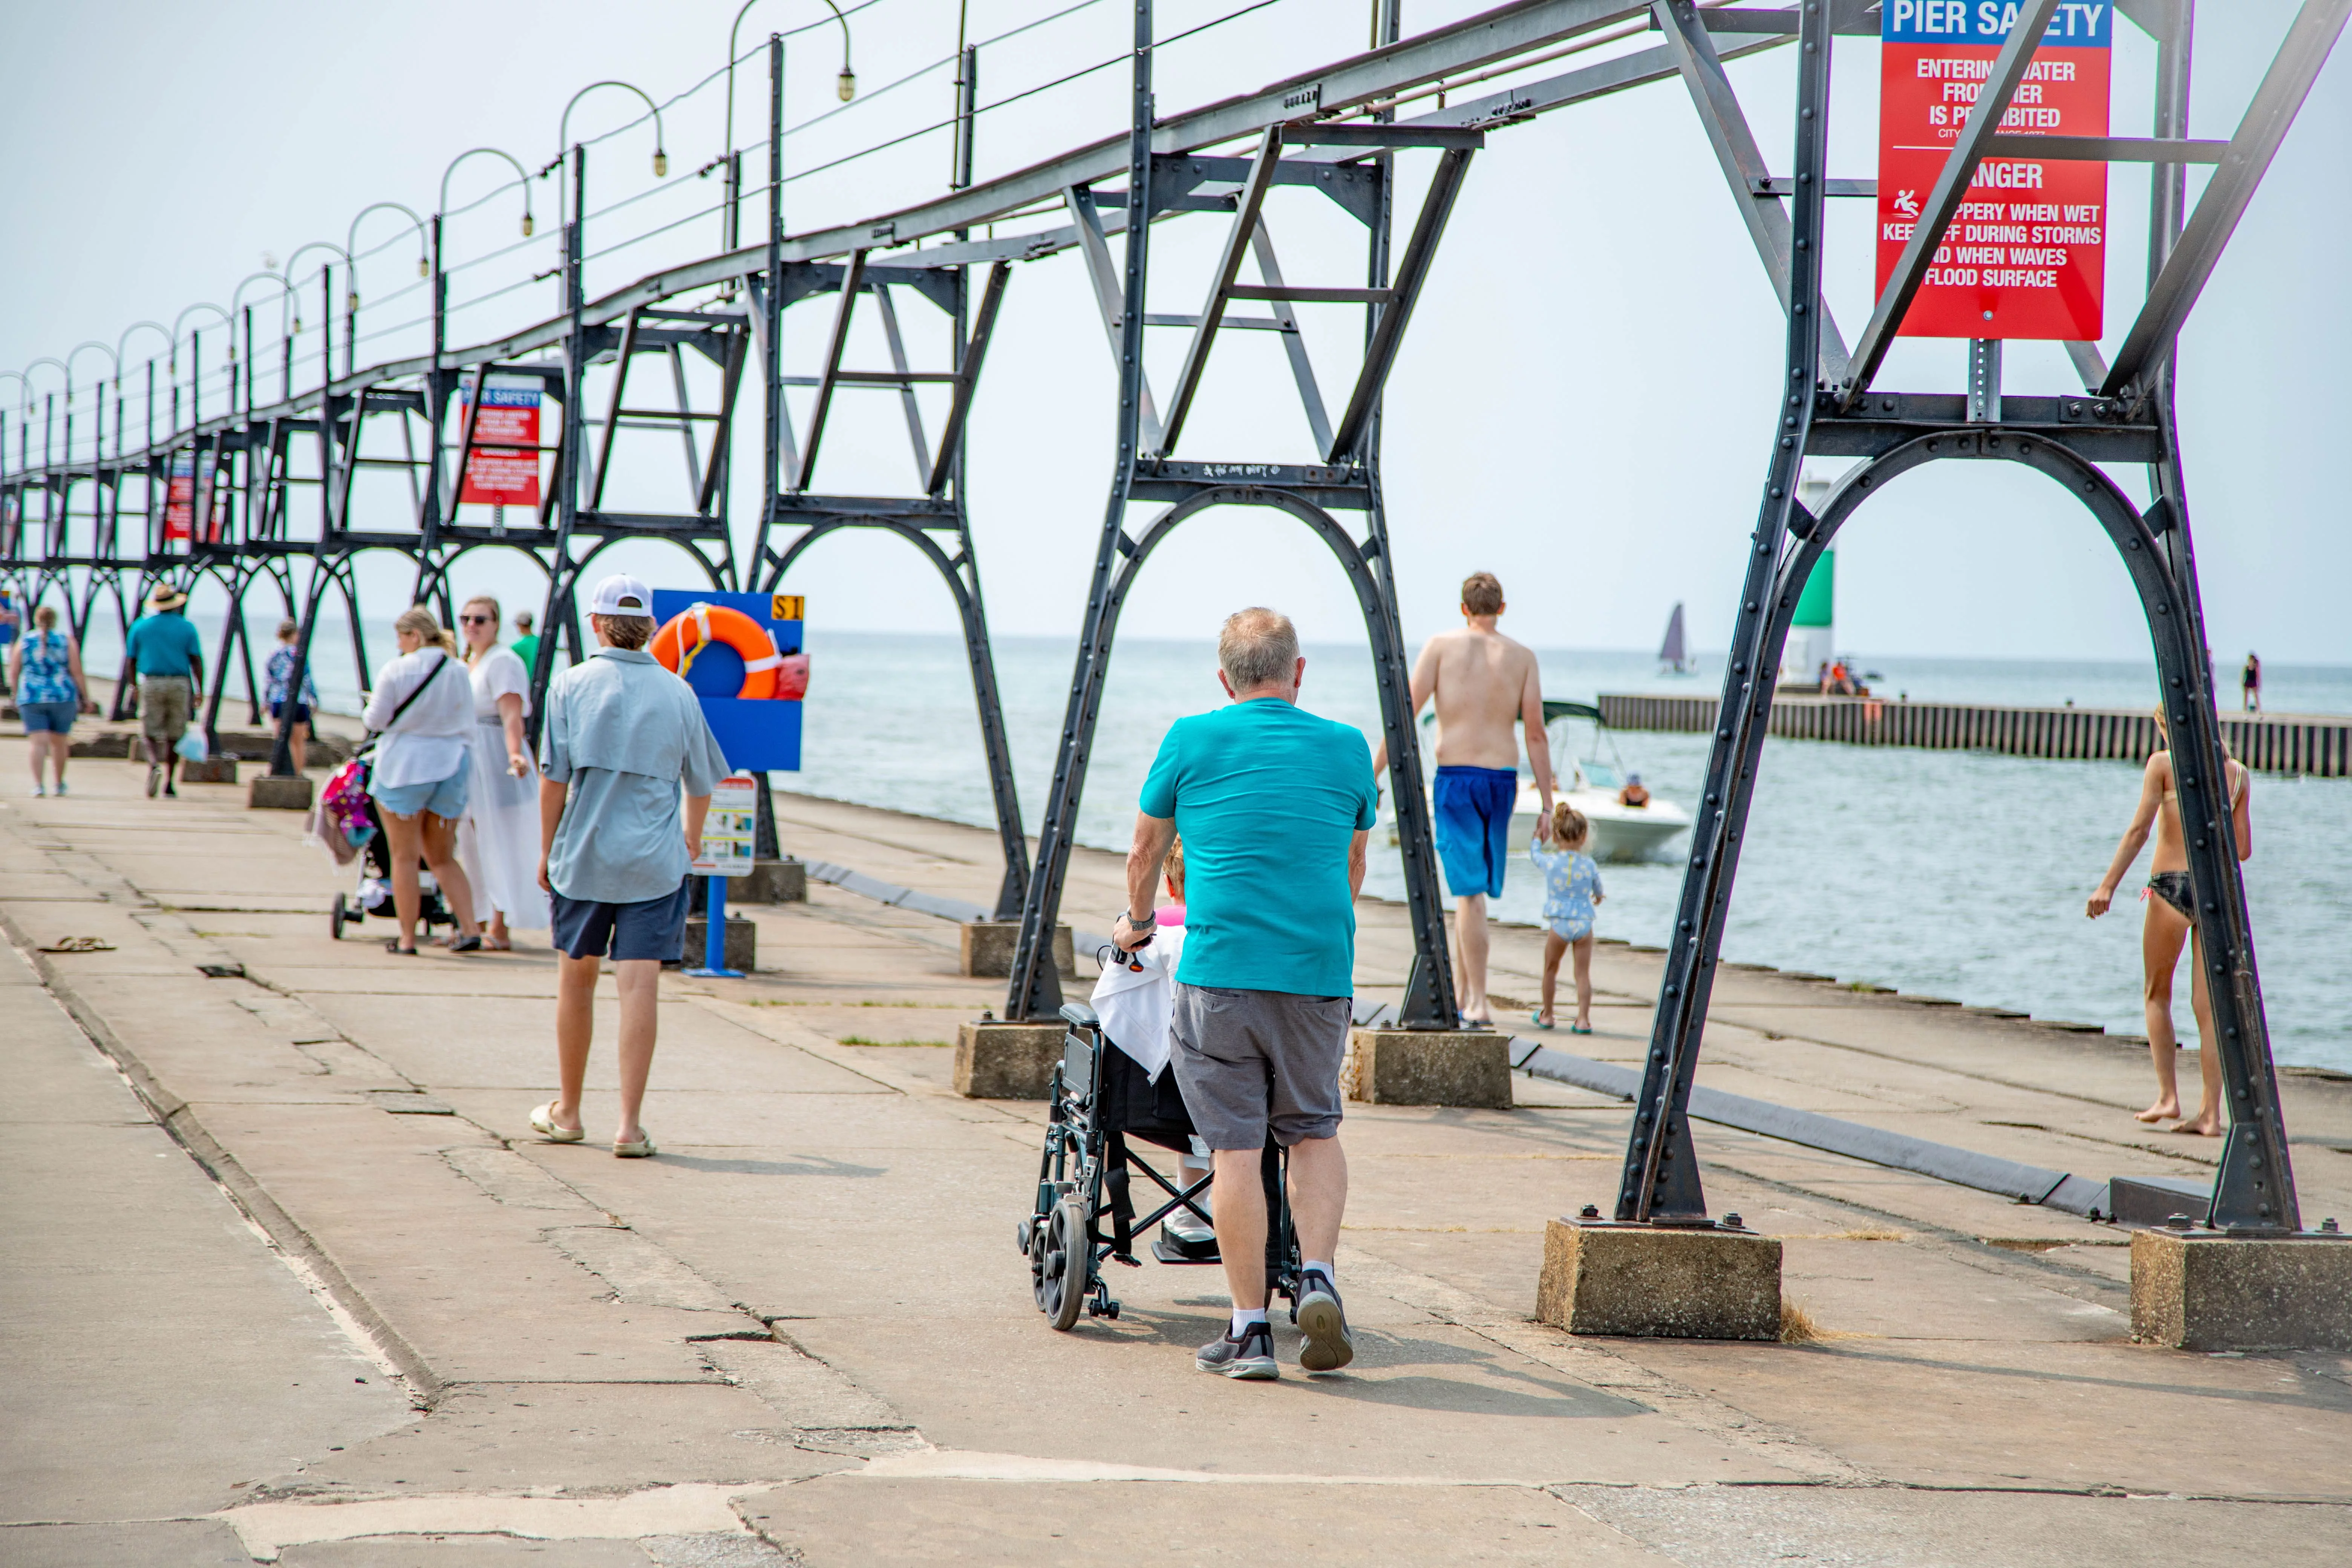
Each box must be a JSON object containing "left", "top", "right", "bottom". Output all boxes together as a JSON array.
[{"left": 139, "top": 676, "right": 192, "bottom": 747}]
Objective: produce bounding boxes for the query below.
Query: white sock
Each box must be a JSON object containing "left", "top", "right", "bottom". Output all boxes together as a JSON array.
[
  {"left": 1229, "top": 1307, "right": 1268, "bottom": 1338},
  {"left": 1303, "top": 1260, "right": 1335, "bottom": 1286}
]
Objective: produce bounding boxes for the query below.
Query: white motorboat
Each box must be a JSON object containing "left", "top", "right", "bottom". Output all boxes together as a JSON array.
[{"left": 1382, "top": 701, "right": 1691, "bottom": 864}]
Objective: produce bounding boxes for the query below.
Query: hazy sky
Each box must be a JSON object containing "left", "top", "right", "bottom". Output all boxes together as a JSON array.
[{"left": 2, "top": 1, "right": 2344, "bottom": 666}]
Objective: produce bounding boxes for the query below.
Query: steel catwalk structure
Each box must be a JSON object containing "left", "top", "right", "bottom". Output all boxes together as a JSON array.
[{"left": 3, "top": 0, "right": 2343, "bottom": 1239}]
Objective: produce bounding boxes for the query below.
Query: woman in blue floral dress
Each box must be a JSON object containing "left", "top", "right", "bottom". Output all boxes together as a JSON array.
[{"left": 8, "top": 604, "right": 90, "bottom": 796}]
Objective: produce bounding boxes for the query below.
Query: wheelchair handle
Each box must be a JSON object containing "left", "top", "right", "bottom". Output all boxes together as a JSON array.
[{"left": 1057, "top": 1001, "right": 1100, "bottom": 1029}]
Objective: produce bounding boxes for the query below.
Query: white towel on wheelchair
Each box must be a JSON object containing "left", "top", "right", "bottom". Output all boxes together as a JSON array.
[{"left": 1088, "top": 922, "right": 1187, "bottom": 1082}]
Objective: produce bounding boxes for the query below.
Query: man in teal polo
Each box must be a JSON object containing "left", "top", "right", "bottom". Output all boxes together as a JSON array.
[
  {"left": 125, "top": 583, "right": 206, "bottom": 798},
  {"left": 1111, "top": 606, "right": 1375, "bottom": 1381}
]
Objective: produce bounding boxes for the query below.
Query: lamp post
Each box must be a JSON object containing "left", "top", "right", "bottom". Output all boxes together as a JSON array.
[
  {"left": 435, "top": 148, "right": 537, "bottom": 369},
  {"left": 347, "top": 202, "right": 430, "bottom": 372},
  {"left": 282, "top": 242, "right": 354, "bottom": 383},
  {"left": 722, "top": 0, "right": 857, "bottom": 250},
  {"left": 551, "top": 80, "right": 669, "bottom": 225},
  {"left": 228, "top": 272, "right": 294, "bottom": 410},
  {"left": 115, "top": 322, "right": 170, "bottom": 455}
]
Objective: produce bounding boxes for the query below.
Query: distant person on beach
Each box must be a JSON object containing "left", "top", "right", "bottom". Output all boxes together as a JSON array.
[
  {"left": 1370, "top": 571, "right": 1554, "bottom": 1028},
  {"left": 2241, "top": 652, "right": 2262, "bottom": 714},
  {"left": 2085, "top": 709, "right": 2252, "bottom": 1136},
  {"left": 1114, "top": 607, "right": 1373, "bottom": 1380},
  {"left": 531, "top": 575, "right": 727, "bottom": 1160},
  {"left": 125, "top": 583, "right": 205, "bottom": 798},
  {"left": 265, "top": 619, "right": 319, "bottom": 773},
  {"left": 363, "top": 606, "right": 483, "bottom": 956},
  {"left": 456, "top": 596, "right": 548, "bottom": 949},
  {"left": 1529, "top": 803, "right": 1604, "bottom": 1034},
  {"left": 511, "top": 609, "right": 541, "bottom": 676},
  {"left": 10, "top": 604, "right": 91, "bottom": 797}
]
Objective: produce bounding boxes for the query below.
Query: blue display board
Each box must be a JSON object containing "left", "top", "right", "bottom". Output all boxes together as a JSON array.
[{"left": 648, "top": 589, "right": 803, "bottom": 772}]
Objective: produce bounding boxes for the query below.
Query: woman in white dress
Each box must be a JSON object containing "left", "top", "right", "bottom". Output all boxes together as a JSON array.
[{"left": 455, "top": 595, "right": 550, "bottom": 947}]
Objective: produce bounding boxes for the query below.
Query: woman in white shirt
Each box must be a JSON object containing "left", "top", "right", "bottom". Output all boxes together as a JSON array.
[
  {"left": 454, "top": 595, "right": 550, "bottom": 947},
  {"left": 362, "top": 606, "right": 483, "bottom": 955}
]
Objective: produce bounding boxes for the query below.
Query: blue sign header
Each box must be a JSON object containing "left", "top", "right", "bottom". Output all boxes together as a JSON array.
[{"left": 1883, "top": 2, "right": 2112, "bottom": 46}]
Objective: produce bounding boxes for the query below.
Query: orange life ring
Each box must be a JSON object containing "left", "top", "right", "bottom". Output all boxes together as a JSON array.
[{"left": 651, "top": 603, "right": 784, "bottom": 698}]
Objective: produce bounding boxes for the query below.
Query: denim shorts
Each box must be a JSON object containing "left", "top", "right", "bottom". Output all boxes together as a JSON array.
[
  {"left": 372, "top": 768, "right": 470, "bottom": 819},
  {"left": 20, "top": 700, "right": 76, "bottom": 735},
  {"left": 550, "top": 882, "right": 691, "bottom": 963}
]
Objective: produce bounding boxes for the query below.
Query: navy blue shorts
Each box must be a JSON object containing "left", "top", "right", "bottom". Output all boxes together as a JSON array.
[
  {"left": 269, "top": 699, "right": 313, "bottom": 726},
  {"left": 550, "top": 882, "right": 691, "bottom": 962},
  {"left": 1433, "top": 765, "right": 1519, "bottom": 899}
]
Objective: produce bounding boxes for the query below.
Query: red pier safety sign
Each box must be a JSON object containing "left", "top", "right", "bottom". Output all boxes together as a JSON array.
[
  {"left": 1877, "top": 2, "right": 2113, "bottom": 340},
  {"left": 456, "top": 374, "right": 543, "bottom": 507}
]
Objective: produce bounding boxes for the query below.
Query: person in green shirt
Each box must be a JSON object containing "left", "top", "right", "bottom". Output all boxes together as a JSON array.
[
  {"left": 1113, "top": 607, "right": 1374, "bottom": 1383},
  {"left": 510, "top": 609, "right": 541, "bottom": 676}
]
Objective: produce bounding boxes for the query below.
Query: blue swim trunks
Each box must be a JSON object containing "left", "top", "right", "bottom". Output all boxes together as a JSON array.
[{"left": 1432, "top": 765, "right": 1518, "bottom": 899}]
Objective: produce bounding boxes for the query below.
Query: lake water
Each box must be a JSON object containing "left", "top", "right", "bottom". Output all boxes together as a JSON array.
[{"left": 109, "top": 615, "right": 2352, "bottom": 1073}]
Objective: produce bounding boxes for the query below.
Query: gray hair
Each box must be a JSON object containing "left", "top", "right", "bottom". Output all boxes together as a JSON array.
[{"left": 1218, "top": 607, "right": 1298, "bottom": 691}]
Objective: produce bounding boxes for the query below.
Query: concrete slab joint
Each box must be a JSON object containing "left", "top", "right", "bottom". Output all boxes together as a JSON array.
[
  {"left": 2131, "top": 1229, "right": 2352, "bottom": 1351},
  {"left": 1536, "top": 1217, "right": 1784, "bottom": 1341},
  {"left": 954, "top": 1019, "right": 1065, "bottom": 1099},
  {"left": 1346, "top": 1027, "right": 1511, "bottom": 1108},
  {"left": 960, "top": 919, "right": 1073, "bottom": 978}
]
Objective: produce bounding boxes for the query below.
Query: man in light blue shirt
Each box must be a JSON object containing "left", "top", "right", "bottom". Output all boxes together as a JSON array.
[
  {"left": 1114, "top": 607, "right": 1375, "bottom": 1382},
  {"left": 530, "top": 574, "right": 728, "bottom": 1159}
]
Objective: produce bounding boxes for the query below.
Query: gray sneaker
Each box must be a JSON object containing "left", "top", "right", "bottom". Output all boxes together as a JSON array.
[
  {"left": 1196, "top": 1321, "right": 1278, "bottom": 1380},
  {"left": 1297, "top": 1269, "right": 1354, "bottom": 1373}
]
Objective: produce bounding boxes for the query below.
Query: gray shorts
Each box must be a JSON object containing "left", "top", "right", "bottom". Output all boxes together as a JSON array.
[
  {"left": 139, "top": 676, "right": 191, "bottom": 746},
  {"left": 1168, "top": 982, "right": 1350, "bottom": 1151}
]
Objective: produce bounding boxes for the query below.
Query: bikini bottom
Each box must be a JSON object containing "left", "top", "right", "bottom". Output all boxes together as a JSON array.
[{"left": 2147, "top": 871, "right": 2195, "bottom": 920}]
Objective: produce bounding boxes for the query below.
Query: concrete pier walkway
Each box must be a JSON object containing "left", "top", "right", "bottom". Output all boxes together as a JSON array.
[{"left": 6, "top": 741, "right": 2352, "bottom": 1565}]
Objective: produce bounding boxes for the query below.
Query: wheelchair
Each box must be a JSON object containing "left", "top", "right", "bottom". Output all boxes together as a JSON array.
[{"left": 1020, "top": 1002, "right": 1301, "bottom": 1331}]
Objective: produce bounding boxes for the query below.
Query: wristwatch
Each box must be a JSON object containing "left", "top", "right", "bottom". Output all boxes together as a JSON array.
[{"left": 1119, "top": 909, "right": 1156, "bottom": 931}]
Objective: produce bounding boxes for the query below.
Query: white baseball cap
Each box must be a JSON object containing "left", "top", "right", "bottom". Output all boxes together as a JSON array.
[{"left": 588, "top": 573, "right": 654, "bottom": 617}]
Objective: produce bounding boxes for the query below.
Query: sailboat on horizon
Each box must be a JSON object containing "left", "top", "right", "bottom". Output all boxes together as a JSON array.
[{"left": 1657, "top": 602, "right": 1695, "bottom": 675}]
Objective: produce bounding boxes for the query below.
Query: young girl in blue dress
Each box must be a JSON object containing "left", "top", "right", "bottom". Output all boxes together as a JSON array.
[{"left": 1529, "top": 802, "right": 1604, "bottom": 1033}]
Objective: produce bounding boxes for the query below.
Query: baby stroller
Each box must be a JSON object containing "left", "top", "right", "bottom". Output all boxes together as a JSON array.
[
  {"left": 319, "top": 748, "right": 456, "bottom": 941},
  {"left": 1020, "top": 1001, "right": 1300, "bottom": 1332}
]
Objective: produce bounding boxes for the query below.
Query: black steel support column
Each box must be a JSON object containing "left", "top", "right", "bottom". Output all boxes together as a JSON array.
[{"left": 1617, "top": 0, "right": 1834, "bottom": 1225}]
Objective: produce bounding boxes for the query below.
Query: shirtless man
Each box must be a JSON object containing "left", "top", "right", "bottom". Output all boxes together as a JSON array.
[{"left": 1371, "top": 572, "right": 1553, "bottom": 1026}]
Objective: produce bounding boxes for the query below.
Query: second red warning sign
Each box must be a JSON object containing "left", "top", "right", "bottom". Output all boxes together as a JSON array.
[{"left": 1877, "top": 2, "right": 2113, "bottom": 341}]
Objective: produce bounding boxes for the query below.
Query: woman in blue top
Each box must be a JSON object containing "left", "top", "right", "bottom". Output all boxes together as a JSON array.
[
  {"left": 264, "top": 619, "right": 323, "bottom": 773},
  {"left": 1528, "top": 802, "right": 1605, "bottom": 1034},
  {"left": 8, "top": 604, "right": 90, "bottom": 797}
]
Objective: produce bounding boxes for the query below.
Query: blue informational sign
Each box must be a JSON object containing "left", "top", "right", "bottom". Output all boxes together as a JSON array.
[{"left": 648, "top": 588, "right": 804, "bottom": 773}]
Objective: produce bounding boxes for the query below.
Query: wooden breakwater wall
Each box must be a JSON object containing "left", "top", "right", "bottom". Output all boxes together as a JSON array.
[{"left": 1597, "top": 694, "right": 2350, "bottom": 778}]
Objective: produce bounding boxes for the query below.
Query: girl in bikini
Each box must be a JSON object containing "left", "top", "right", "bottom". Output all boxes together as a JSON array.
[{"left": 2086, "top": 710, "right": 2252, "bottom": 1135}]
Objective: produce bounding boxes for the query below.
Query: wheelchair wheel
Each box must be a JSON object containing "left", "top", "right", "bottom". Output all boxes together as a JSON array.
[
  {"left": 1036, "top": 1196, "right": 1092, "bottom": 1332},
  {"left": 329, "top": 893, "right": 348, "bottom": 941}
]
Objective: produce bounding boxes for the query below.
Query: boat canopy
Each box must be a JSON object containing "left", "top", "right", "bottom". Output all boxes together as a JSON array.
[{"left": 1542, "top": 699, "right": 1603, "bottom": 725}]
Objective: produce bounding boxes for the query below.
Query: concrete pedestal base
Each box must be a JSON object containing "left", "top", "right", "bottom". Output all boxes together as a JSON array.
[
  {"left": 959, "top": 920, "right": 1073, "bottom": 979},
  {"left": 681, "top": 913, "right": 757, "bottom": 973},
  {"left": 179, "top": 756, "right": 238, "bottom": 785},
  {"left": 2131, "top": 1230, "right": 2352, "bottom": 1350},
  {"left": 1344, "top": 1029, "right": 1511, "bottom": 1107},
  {"left": 247, "top": 774, "right": 314, "bottom": 811},
  {"left": 1535, "top": 1218, "right": 1782, "bottom": 1340},
  {"left": 954, "top": 1020, "right": 1065, "bottom": 1099},
  {"left": 740, "top": 858, "right": 807, "bottom": 903}
]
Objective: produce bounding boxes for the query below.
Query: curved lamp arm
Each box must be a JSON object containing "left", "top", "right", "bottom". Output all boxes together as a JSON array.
[
  {"left": 348, "top": 201, "right": 431, "bottom": 280},
  {"left": 725, "top": 0, "right": 855, "bottom": 160},
  {"left": 440, "top": 148, "right": 537, "bottom": 237},
  {"left": 116, "top": 320, "right": 172, "bottom": 367},
  {"left": 283, "top": 242, "right": 355, "bottom": 321},
  {"left": 167, "top": 304, "right": 230, "bottom": 371},
  {"left": 227, "top": 272, "right": 296, "bottom": 355}
]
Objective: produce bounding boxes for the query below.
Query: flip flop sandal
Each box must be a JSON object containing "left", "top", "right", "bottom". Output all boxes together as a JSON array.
[
  {"left": 444, "top": 934, "right": 484, "bottom": 953},
  {"left": 1570, "top": 1023, "right": 1594, "bottom": 1035},
  {"left": 612, "top": 1132, "right": 657, "bottom": 1159},
  {"left": 530, "top": 1101, "right": 585, "bottom": 1144},
  {"left": 1530, "top": 1011, "right": 1555, "bottom": 1031},
  {"left": 383, "top": 939, "right": 419, "bottom": 955}
]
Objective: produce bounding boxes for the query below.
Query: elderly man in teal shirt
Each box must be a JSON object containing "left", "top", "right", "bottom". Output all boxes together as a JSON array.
[
  {"left": 1113, "top": 606, "right": 1376, "bottom": 1382},
  {"left": 124, "top": 583, "right": 207, "bottom": 797},
  {"left": 528, "top": 575, "right": 728, "bottom": 1159}
]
